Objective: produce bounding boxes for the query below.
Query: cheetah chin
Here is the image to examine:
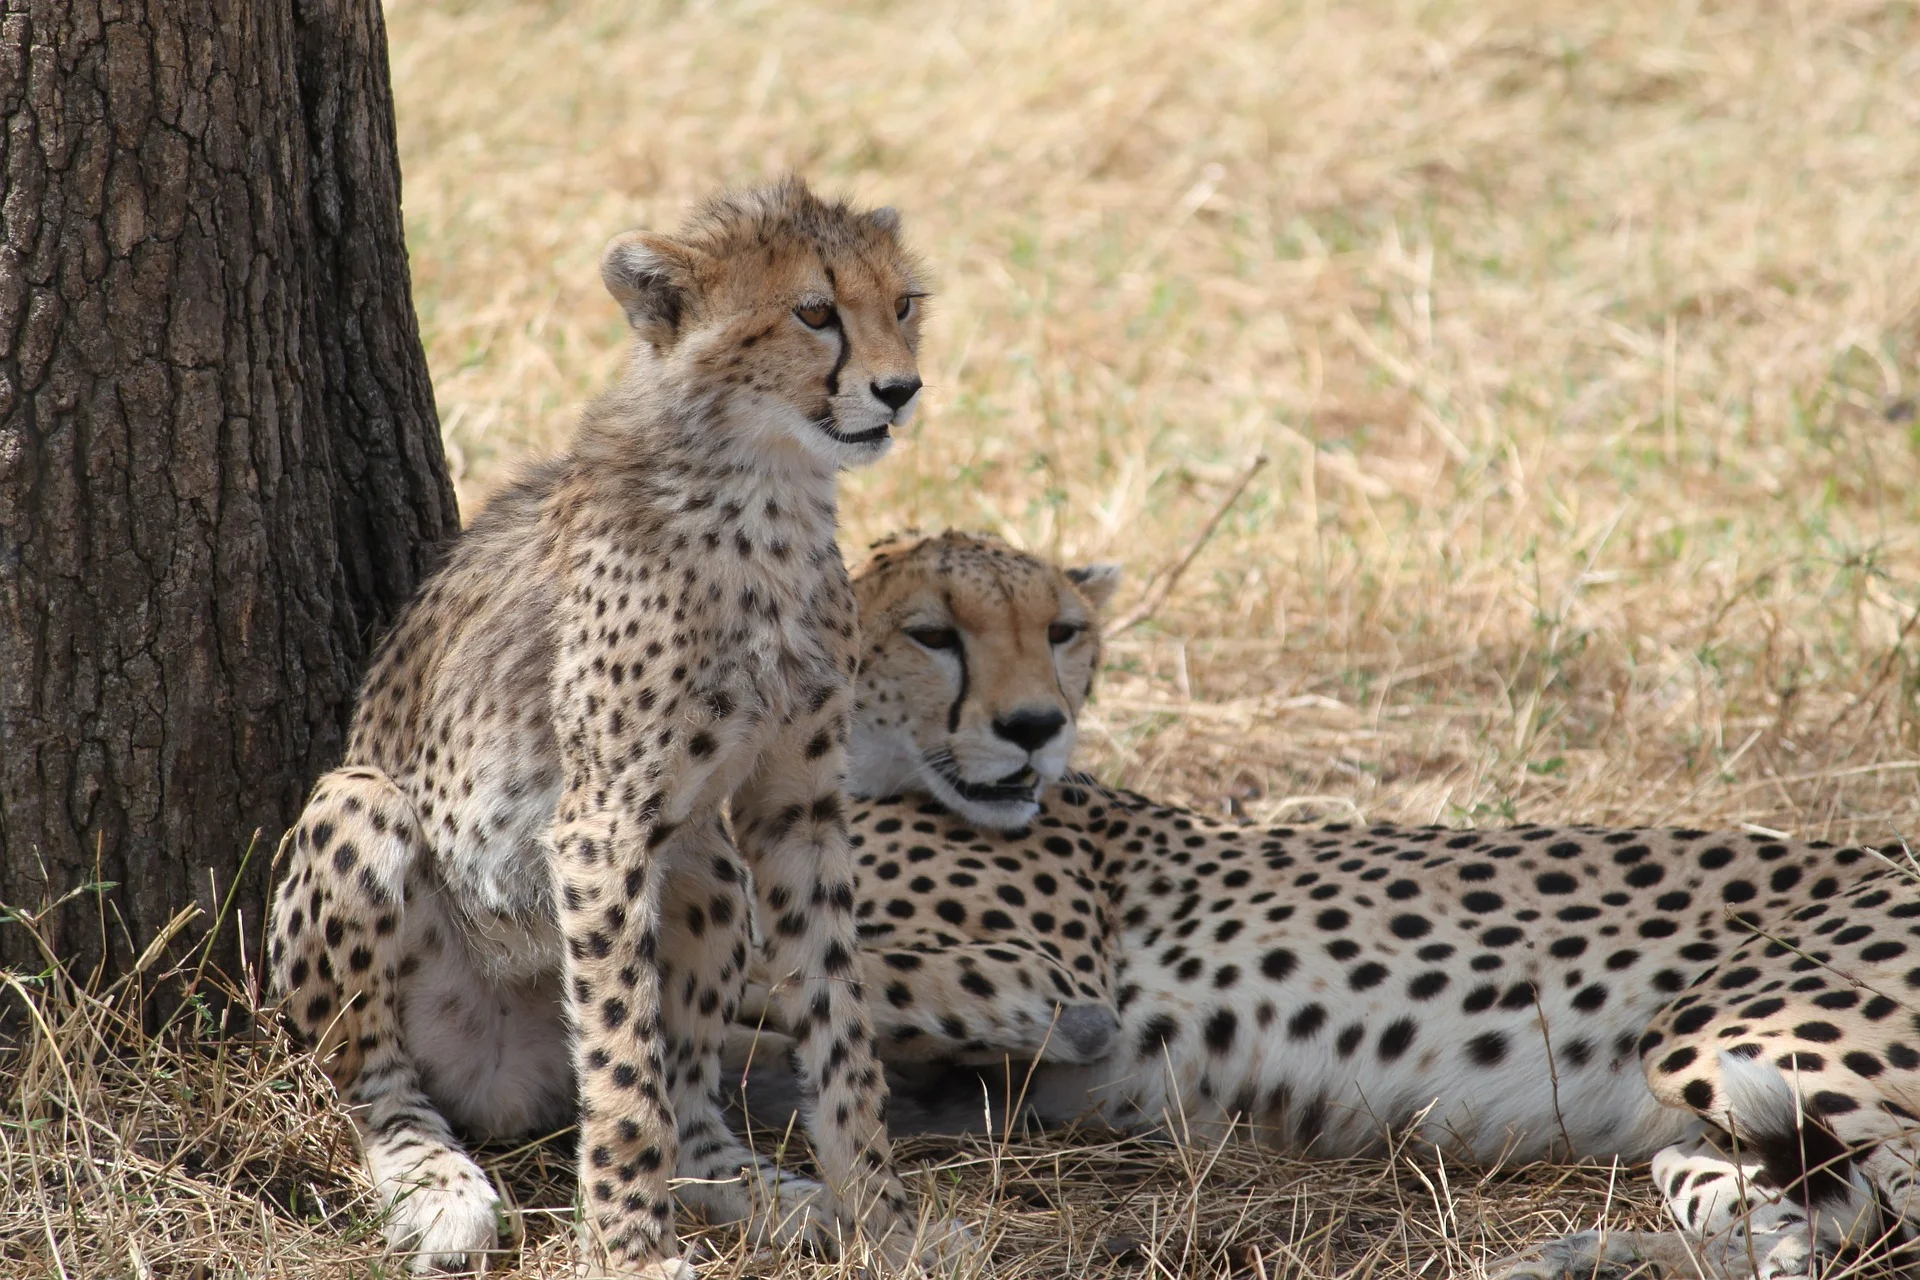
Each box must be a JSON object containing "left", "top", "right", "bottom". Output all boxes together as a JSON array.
[{"left": 921, "top": 752, "right": 1045, "bottom": 829}]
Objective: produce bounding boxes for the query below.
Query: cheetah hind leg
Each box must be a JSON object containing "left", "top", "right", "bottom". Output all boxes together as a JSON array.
[
  {"left": 270, "top": 767, "right": 501, "bottom": 1273},
  {"left": 653, "top": 823, "right": 837, "bottom": 1252}
]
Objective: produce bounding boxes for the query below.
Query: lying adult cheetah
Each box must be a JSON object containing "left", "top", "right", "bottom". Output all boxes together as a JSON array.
[
  {"left": 732, "top": 530, "right": 1920, "bottom": 1280},
  {"left": 268, "top": 180, "right": 959, "bottom": 1277}
]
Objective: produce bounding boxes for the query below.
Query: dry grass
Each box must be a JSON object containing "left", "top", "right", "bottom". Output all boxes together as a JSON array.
[
  {"left": 2, "top": 912, "right": 1672, "bottom": 1279},
  {"left": 8, "top": 0, "right": 1920, "bottom": 1275},
  {"left": 396, "top": 0, "right": 1920, "bottom": 839}
]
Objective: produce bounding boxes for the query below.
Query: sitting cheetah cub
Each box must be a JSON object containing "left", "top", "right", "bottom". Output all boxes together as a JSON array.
[{"left": 268, "top": 179, "right": 958, "bottom": 1276}]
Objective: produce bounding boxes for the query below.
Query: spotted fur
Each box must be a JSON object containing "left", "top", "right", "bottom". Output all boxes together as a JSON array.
[
  {"left": 733, "top": 531, "right": 1920, "bottom": 1280},
  {"left": 267, "top": 180, "right": 965, "bottom": 1277}
]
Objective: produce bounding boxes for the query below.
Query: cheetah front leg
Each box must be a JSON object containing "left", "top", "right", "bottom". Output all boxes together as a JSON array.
[
  {"left": 549, "top": 787, "right": 694, "bottom": 1280},
  {"left": 842, "top": 939, "right": 1119, "bottom": 1066},
  {"left": 743, "top": 939, "right": 1116, "bottom": 1066},
  {"left": 270, "top": 767, "right": 501, "bottom": 1274},
  {"left": 653, "top": 817, "right": 836, "bottom": 1246},
  {"left": 732, "top": 717, "right": 969, "bottom": 1270}
]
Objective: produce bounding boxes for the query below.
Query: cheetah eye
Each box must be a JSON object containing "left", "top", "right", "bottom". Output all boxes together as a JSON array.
[
  {"left": 795, "top": 301, "right": 836, "bottom": 329},
  {"left": 1048, "top": 622, "right": 1085, "bottom": 646},
  {"left": 906, "top": 626, "right": 960, "bottom": 651}
]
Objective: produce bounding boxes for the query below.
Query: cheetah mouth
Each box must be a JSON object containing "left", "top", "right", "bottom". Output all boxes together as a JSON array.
[
  {"left": 937, "top": 762, "right": 1041, "bottom": 805},
  {"left": 814, "top": 416, "right": 892, "bottom": 446}
]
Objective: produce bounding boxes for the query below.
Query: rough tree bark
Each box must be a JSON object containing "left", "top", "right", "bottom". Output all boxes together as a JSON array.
[{"left": 0, "top": 0, "right": 457, "bottom": 989}]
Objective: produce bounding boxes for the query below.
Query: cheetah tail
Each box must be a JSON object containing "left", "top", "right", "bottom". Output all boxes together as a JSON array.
[{"left": 1717, "top": 1051, "right": 1862, "bottom": 1212}]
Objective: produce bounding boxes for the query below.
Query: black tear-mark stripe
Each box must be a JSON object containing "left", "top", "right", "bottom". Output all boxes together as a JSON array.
[
  {"left": 945, "top": 591, "right": 969, "bottom": 734},
  {"left": 815, "top": 249, "right": 850, "bottom": 399},
  {"left": 824, "top": 319, "right": 850, "bottom": 398}
]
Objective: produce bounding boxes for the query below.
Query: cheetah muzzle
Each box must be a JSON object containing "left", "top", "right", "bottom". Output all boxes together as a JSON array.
[{"left": 844, "top": 530, "right": 1120, "bottom": 836}]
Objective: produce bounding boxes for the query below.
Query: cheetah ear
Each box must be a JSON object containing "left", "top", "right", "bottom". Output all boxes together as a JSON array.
[
  {"left": 601, "top": 231, "right": 702, "bottom": 349},
  {"left": 866, "top": 206, "right": 902, "bottom": 235},
  {"left": 1065, "top": 563, "right": 1122, "bottom": 612}
]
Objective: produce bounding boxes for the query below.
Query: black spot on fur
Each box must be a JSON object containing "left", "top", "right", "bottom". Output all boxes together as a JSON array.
[
  {"left": 1466, "top": 1031, "right": 1507, "bottom": 1065},
  {"left": 1349, "top": 962, "right": 1388, "bottom": 991},
  {"left": 1205, "top": 1009, "right": 1238, "bottom": 1054},
  {"left": 1262, "top": 948, "right": 1298, "bottom": 982},
  {"left": 1377, "top": 1017, "right": 1417, "bottom": 1061},
  {"left": 1389, "top": 914, "right": 1431, "bottom": 940},
  {"left": 1138, "top": 1014, "right": 1179, "bottom": 1058},
  {"left": 1288, "top": 1004, "right": 1327, "bottom": 1039}
]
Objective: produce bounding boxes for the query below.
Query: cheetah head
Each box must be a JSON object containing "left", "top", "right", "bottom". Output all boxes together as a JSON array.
[
  {"left": 848, "top": 531, "right": 1121, "bottom": 832},
  {"left": 599, "top": 176, "right": 929, "bottom": 471}
]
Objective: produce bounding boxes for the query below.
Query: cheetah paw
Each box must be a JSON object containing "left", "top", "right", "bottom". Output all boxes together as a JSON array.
[
  {"left": 870, "top": 1215, "right": 982, "bottom": 1276},
  {"left": 676, "top": 1159, "right": 836, "bottom": 1248},
  {"left": 1488, "top": 1230, "right": 1685, "bottom": 1280},
  {"left": 372, "top": 1148, "right": 501, "bottom": 1273},
  {"left": 744, "top": 1176, "right": 838, "bottom": 1248},
  {"left": 573, "top": 1260, "right": 698, "bottom": 1280},
  {"left": 1751, "top": 1229, "right": 1822, "bottom": 1280}
]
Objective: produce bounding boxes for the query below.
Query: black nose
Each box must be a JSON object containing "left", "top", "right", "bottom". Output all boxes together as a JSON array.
[
  {"left": 992, "top": 708, "right": 1067, "bottom": 752},
  {"left": 871, "top": 377, "right": 922, "bottom": 411}
]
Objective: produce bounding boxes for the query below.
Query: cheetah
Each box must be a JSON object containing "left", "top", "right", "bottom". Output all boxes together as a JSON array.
[
  {"left": 267, "top": 179, "right": 961, "bottom": 1277},
  {"left": 730, "top": 530, "right": 1920, "bottom": 1280}
]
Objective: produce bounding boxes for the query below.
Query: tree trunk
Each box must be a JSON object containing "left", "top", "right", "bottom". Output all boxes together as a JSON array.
[{"left": 0, "top": 0, "right": 456, "bottom": 992}]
